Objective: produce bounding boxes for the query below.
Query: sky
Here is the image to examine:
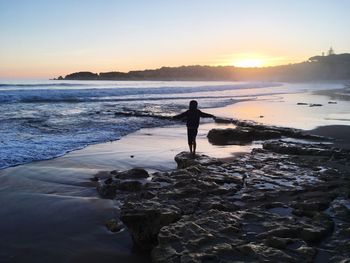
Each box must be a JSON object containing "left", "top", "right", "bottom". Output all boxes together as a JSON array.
[{"left": 0, "top": 0, "right": 350, "bottom": 79}]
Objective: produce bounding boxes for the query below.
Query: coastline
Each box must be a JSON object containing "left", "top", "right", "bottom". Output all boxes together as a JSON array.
[
  {"left": 1, "top": 84, "right": 350, "bottom": 262},
  {"left": 0, "top": 121, "right": 252, "bottom": 263},
  {"left": 1, "top": 121, "right": 349, "bottom": 262},
  {"left": 114, "top": 143, "right": 349, "bottom": 262}
]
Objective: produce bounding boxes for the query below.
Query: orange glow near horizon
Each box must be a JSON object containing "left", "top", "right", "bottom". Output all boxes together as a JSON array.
[
  {"left": 233, "top": 58, "right": 265, "bottom": 68},
  {"left": 0, "top": 52, "right": 307, "bottom": 79},
  {"left": 211, "top": 53, "right": 295, "bottom": 69}
]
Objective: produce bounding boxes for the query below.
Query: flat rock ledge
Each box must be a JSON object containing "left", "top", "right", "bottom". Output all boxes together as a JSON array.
[
  {"left": 209, "top": 117, "right": 328, "bottom": 145},
  {"left": 96, "top": 142, "right": 350, "bottom": 262}
]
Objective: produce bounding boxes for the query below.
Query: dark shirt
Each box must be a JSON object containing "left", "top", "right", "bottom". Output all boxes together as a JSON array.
[{"left": 174, "top": 109, "right": 213, "bottom": 129}]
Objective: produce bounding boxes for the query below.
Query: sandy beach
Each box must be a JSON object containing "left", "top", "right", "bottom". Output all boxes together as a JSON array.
[{"left": 0, "top": 84, "right": 350, "bottom": 262}]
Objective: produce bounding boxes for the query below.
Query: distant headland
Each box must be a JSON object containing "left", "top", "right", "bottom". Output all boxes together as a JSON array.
[{"left": 54, "top": 53, "right": 350, "bottom": 82}]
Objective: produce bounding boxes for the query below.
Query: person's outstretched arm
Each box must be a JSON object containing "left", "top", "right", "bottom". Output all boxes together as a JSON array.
[
  {"left": 173, "top": 110, "right": 188, "bottom": 119},
  {"left": 199, "top": 110, "right": 215, "bottom": 118}
]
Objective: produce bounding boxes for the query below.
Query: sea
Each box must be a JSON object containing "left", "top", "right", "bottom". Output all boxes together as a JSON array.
[{"left": 0, "top": 80, "right": 349, "bottom": 169}]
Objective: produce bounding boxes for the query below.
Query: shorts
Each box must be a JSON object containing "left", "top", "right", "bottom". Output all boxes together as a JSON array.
[{"left": 187, "top": 128, "right": 198, "bottom": 145}]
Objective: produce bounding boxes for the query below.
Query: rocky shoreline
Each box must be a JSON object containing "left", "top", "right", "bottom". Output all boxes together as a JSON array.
[{"left": 94, "top": 125, "right": 350, "bottom": 262}]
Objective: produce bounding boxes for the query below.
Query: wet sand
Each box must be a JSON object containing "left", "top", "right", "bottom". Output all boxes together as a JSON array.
[{"left": 0, "top": 121, "right": 258, "bottom": 263}]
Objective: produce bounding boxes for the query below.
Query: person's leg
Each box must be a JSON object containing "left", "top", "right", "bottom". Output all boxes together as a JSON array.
[
  {"left": 187, "top": 128, "right": 193, "bottom": 154},
  {"left": 188, "top": 143, "right": 193, "bottom": 154},
  {"left": 192, "top": 129, "right": 198, "bottom": 156}
]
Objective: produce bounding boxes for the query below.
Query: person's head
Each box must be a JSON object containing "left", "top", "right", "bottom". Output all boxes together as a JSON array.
[{"left": 189, "top": 100, "right": 198, "bottom": 110}]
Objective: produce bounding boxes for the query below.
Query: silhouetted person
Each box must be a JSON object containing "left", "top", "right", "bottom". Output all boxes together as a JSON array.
[{"left": 173, "top": 100, "right": 214, "bottom": 156}]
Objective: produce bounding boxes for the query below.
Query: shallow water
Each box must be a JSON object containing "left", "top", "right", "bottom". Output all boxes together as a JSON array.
[
  {"left": 209, "top": 83, "right": 350, "bottom": 130},
  {"left": 2, "top": 80, "right": 347, "bottom": 169},
  {"left": 0, "top": 80, "right": 281, "bottom": 169}
]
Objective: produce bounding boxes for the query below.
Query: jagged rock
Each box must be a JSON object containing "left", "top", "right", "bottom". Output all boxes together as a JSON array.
[
  {"left": 120, "top": 200, "right": 181, "bottom": 251},
  {"left": 151, "top": 210, "right": 244, "bottom": 263},
  {"left": 236, "top": 243, "right": 295, "bottom": 262},
  {"left": 97, "top": 179, "right": 144, "bottom": 197},
  {"left": 329, "top": 198, "right": 350, "bottom": 218},
  {"left": 111, "top": 168, "right": 149, "bottom": 179},
  {"left": 200, "top": 198, "right": 238, "bottom": 212},
  {"left": 107, "top": 142, "right": 349, "bottom": 261},
  {"left": 115, "top": 180, "right": 144, "bottom": 191},
  {"left": 263, "top": 141, "right": 349, "bottom": 159}
]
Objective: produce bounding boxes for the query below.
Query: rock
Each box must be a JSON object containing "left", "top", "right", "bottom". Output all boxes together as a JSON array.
[
  {"left": 97, "top": 182, "right": 117, "bottom": 199},
  {"left": 208, "top": 128, "right": 253, "bottom": 145},
  {"left": 300, "top": 213, "right": 334, "bottom": 242},
  {"left": 291, "top": 199, "right": 330, "bottom": 212},
  {"left": 104, "top": 177, "right": 113, "bottom": 184},
  {"left": 236, "top": 243, "right": 295, "bottom": 262},
  {"left": 207, "top": 127, "right": 281, "bottom": 145},
  {"left": 292, "top": 209, "right": 318, "bottom": 217},
  {"left": 297, "top": 102, "right": 308, "bottom": 105},
  {"left": 106, "top": 141, "right": 349, "bottom": 261},
  {"left": 295, "top": 245, "right": 316, "bottom": 259},
  {"left": 328, "top": 101, "right": 337, "bottom": 104},
  {"left": 265, "top": 236, "right": 292, "bottom": 249},
  {"left": 262, "top": 141, "right": 343, "bottom": 157},
  {"left": 301, "top": 227, "right": 327, "bottom": 242},
  {"left": 261, "top": 226, "right": 302, "bottom": 239},
  {"left": 151, "top": 210, "right": 244, "bottom": 263},
  {"left": 90, "top": 176, "right": 99, "bottom": 182},
  {"left": 111, "top": 168, "right": 149, "bottom": 179},
  {"left": 213, "top": 117, "right": 233, "bottom": 124},
  {"left": 120, "top": 200, "right": 181, "bottom": 251},
  {"left": 115, "top": 180, "right": 143, "bottom": 191},
  {"left": 174, "top": 152, "right": 222, "bottom": 169},
  {"left": 226, "top": 119, "right": 327, "bottom": 141},
  {"left": 330, "top": 199, "right": 350, "bottom": 220},
  {"left": 106, "top": 219, "right": 123, "bottom": 232},
  {"left": 309, "top": 103, "right": 323, "bottom": 107}
]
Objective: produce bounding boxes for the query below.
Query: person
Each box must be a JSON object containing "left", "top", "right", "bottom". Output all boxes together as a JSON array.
[{"left": 173, "top": 100, "right": 215, "bottom": 156}]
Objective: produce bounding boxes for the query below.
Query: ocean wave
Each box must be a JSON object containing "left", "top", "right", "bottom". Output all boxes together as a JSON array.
[
  {"left": 0, "top": 83, "right": 92, "bottom": 88},
  {"left": 0, "top": 81, "right": 283, "bottom": 170},
  {"left": 0, "top": 115, "right": 174, "bottom": 169},
  {"left": 0, "top": 82, "right": 280, "bottom": 103}
]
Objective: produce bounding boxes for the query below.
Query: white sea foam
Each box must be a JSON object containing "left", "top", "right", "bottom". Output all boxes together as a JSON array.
[{"left": 0, "top": 82, "right": 281, "bottom": 103}]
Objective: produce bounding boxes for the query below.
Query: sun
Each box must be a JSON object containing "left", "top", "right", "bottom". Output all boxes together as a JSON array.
[{"left": 233, "top": 58, "right": 265, "bottom": 68}]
